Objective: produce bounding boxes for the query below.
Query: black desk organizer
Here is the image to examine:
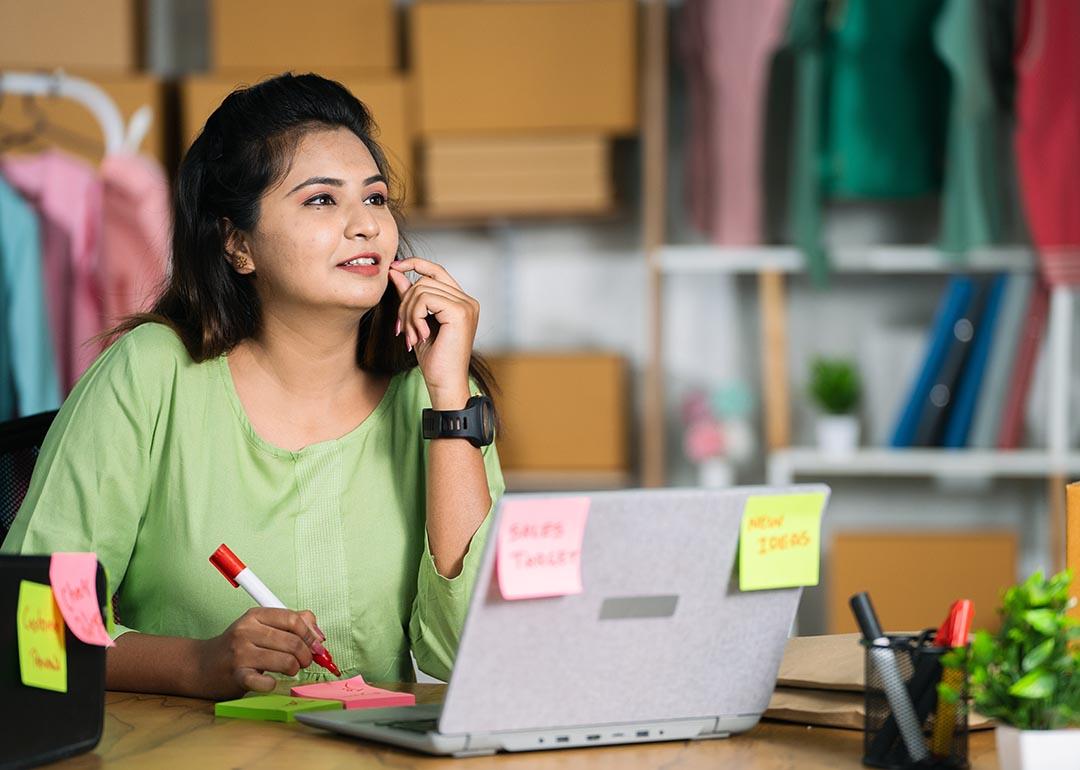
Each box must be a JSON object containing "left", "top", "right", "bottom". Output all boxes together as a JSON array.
[
  {"left": 1, "top": 554, "right": 107, "bottom": 770},
  {"left": 862, "top": 631, "right": 969, "bottom": 769}
]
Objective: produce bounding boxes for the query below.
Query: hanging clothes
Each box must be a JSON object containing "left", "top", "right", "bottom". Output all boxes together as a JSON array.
[
  {"left": 1013, "top": 0, "right": 1080, "bottom": 285},
  {"left": 100, "top": 152, "right": 171, "bottom": 323},
  {"left": 0, "top": 177, "right": 61, "bottom": 419},
  {"left": 934, "top": 0, "right": 1020, "bottom": 254},
  {"left": 1, "top": 149, "right": 106, "bottom": 391},
  {"left": 680, "top": 0, "right": 790, "bottom": 245},
  {"left": 787, "top": 0, "right": 951, "bottom": 278}
]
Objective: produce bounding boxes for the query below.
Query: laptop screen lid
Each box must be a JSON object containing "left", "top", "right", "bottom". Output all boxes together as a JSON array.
[{"left": 438, "top": 484, "right": 830, "bottom": 735}]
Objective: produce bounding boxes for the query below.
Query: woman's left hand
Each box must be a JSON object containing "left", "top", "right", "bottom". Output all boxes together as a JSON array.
[{"left": 388, "top": 257, "right": 479, "bottom": 409}]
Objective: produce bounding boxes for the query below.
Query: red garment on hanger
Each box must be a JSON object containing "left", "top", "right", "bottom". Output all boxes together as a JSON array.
[{"left": 1014, "top": 0, "right": 1080, "bottom": 284}]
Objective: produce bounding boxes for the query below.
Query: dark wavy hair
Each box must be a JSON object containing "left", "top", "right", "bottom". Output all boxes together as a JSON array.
[{"left": 109, "top": 72, "right": 497, "bottom": 403}]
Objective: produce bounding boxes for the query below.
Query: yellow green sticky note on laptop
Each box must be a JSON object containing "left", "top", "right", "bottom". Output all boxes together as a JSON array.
[
  {"left": 739, "top": 492, "right": 825, "bottom": 591},
  {"left": 215, "top": 694, "right": 343, "bottom": 722},
  {"left": 17, "top": 580, "right": 68, "bottom": 693}
]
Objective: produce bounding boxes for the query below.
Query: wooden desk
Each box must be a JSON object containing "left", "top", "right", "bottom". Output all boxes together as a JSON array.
[{"left": 53, "top": 686, "right": 1000, "bottom": 769}]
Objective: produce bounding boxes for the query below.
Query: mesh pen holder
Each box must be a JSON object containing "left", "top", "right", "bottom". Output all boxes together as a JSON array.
[{"left": 862, "top": 633, "right": 968, "bottom": 770}]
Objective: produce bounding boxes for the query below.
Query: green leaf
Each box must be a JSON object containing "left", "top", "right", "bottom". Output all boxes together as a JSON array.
[
  {"left": 1023, "top": 639, "right": 1056, "bottom": 672},
  {"left": 1024, "top": 609, "right": 1060, "bottom": 636},
  {"left": 1008, "top": 670, "right": 1056, "bottom": 700},
  {"left": 937, "top": 681, "right": 961, "bottom": 704}
]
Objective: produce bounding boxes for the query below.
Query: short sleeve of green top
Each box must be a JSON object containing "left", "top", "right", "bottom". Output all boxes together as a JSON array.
[{"left": 1, "top": 323, "right": 506, "bottom": 684}]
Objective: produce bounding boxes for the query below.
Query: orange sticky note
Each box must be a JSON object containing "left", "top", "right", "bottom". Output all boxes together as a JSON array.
[
  {"left": 17, "top": 580, "right": 68, "bottom": 692},
  {"left": 497, "top": 496, "right": 590, "bottom": 600},
  {"left": 290, "top": 675, "right": 416, "bottom": 709},
  {"left": 49, "top": 553, "right": 114, "bottom": 647}
]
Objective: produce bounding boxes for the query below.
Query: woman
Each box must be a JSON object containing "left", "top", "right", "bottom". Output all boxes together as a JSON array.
[{"left": 1, "top": 73, "right": 504, "bottom": 699}]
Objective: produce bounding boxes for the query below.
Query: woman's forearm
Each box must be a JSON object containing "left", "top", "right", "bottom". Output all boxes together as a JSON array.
[
  {"left": 425, "top": 415, "right": 492, "bottom": 579},
  {"left": 107, "top": 632, "right": 208, "bottom": 697}
]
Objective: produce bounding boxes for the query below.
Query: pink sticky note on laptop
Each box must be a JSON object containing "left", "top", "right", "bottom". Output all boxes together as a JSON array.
[
  {"left": 496, "top": 496, "right": 590, "bottom": 600},
  {"left": 290, "top": 675, "right": 416, "bottom": 709},
  {"left": 49, "top": 553, "right": 114, "bottom": 647}
]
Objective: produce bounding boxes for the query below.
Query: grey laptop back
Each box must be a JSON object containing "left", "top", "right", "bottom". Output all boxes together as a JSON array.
[{"left": 438, "top": 484, "right": 829, "bottom": 735}]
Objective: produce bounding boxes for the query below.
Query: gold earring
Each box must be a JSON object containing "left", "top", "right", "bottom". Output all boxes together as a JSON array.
[{"left": 228, "top": 252, "right": 250, "bottom": 272}]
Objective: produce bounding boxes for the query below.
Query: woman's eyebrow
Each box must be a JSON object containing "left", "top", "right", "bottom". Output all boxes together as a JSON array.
[{"left": 287, "top": 174, "right": 387, "bottom": 196}]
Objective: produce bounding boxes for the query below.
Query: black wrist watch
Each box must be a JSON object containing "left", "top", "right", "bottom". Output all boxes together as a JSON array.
[{"left": 422, "top": 394, "right": 495, "bottom": 448}]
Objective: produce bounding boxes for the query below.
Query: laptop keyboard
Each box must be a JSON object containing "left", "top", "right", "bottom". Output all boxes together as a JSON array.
[{"left": 376, "top": 718, "right": 439, "bottom": 734}]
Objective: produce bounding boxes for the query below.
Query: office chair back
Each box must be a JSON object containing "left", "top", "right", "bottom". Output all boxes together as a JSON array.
[{"left": 0, "top": 410, "right": 58, "bottom": 539}]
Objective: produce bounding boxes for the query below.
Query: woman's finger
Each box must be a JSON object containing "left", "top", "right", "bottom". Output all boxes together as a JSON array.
[
  {"left": 390, "top": 257, "right": 462, "bottom": 291},
  {"left": 400, "top": 286, "right": 467, "bottom": 351},
  {"left": 251, "top": 625, "right": 313, "bottom": 669},
  {"left": 239, "top": 668, "right": 277, "bottom": 693}
]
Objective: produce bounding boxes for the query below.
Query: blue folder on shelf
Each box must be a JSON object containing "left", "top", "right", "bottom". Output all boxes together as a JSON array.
[
  {"left": 890, "top": 276, "right": 974, "bottom": 448},
  {"left": 942, "top": 274, "right": 1008, "bottom": 448}
]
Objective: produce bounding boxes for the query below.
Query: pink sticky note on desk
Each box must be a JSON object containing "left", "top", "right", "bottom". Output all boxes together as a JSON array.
[
  {"left": 496, "top": 496, "right": 590, "bottom": 600},
  {"left": 290, "top": 675, "right": 416, "bottom": 709},
  {"left": 49, "top": 553, "right": 114, "bottom": 647}
]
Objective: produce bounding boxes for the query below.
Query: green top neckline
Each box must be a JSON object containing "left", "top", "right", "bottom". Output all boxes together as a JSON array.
[{"left": 216, "top": 354, "right": 405, "bottom": 460}]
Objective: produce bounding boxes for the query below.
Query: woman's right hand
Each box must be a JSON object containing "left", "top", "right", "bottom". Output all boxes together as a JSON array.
[{"left": 196, "top": 607, "right": 326, "bottom": 699}]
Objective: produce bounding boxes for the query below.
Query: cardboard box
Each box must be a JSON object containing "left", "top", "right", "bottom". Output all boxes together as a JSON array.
[
  {"left": 0, "top": 0, "right": 142, "bottom": 71},
  {"left": 209, "top": 0, "right": 396, "bottom": 73},
  {"left": 411, "top": 0, "right": 637, "bottom": 136},
  {"left": 422, "top": 135, "right": 612, "bottom": 216},
  {"left": 0, "top": 74, "right": 166, "bottom": 166},
  {"left": 828, "top": 532, "right": 1017, "bottom": 634},
  {"left": 180, "top": 74, "right": 413, "bottom": 201},
  {"left": 485, "top": 353, "right": 629, "bottom": 472}
]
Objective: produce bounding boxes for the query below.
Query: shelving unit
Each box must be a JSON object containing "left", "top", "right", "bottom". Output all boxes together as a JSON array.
[{"left": 639, "top": 1, "right": 1075, "bottom": 569}]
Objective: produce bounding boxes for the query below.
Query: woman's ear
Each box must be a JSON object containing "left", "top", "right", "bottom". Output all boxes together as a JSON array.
[{"left": 222, "top": 218, "right": 255, "bottom": 275}]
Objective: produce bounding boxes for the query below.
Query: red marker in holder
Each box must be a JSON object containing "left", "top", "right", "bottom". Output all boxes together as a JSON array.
[{"left": 210, "top": 543, "right": 341, "bottom": 677}]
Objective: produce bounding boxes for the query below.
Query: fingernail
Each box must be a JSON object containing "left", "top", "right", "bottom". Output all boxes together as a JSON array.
[
  {"left": 312, "top": 640, "right": 327, "bottom": 655},
  {"left": 406, "top": 340, "right": 413, "bottom": 353},
  {"left": 314, "top": 624, "right": 326, "bottom": 641},
  {"left": 394, "top": 319, "right": 402, "bottom": 336}
]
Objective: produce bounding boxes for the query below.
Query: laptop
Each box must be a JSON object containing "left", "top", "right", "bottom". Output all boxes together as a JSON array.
[{"left": 298, "top": 485, "right": 830, "bottom": 756}]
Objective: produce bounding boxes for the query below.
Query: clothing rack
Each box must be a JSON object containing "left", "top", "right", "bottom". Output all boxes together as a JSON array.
[{"left": 0, "top": 70, "right": 151, "bottom": 156}]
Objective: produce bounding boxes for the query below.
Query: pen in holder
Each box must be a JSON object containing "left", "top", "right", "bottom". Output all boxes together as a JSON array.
[{"left": 861, "top": 632, "right": 969, "bottom": 769}]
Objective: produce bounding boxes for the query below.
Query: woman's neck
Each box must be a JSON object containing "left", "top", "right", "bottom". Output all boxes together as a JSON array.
[{"left": 240, "top": 308, "right": 366, "bottom": 399}]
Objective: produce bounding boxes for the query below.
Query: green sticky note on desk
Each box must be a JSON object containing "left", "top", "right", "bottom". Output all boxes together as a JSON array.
[
  {"left": 215, "top": 694, "right": 343, "bottom": 722},
  {"left": 739, "top": 492, "right": 826, "bottom": 591},
  {"left": 17, "top": 580, "right": 68, "bottom": 693}
]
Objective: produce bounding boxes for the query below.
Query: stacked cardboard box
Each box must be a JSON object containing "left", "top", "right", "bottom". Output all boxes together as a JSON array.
[
  {"left": 410, "top": 0, "right": 637, "bottom": 217},
  {"left": 485, "top": 353, "right": 629, "bottom": 474},
  {"left": 0, "top": 1, "right": 164, "bottom": 164},
  {"left": 182, "top": 1, "right": 412, "bottom": 201},
  {"left": 828, "top": 531, "right": 1017, "bottom": 633},
  {"left": 423, "top": 136, "right": 611, "bottom": 217},
  {"left": 0, "top": 0, "right": 143, "bottom": 72}
]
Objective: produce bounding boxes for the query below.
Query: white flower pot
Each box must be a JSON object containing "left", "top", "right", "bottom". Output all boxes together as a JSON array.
[
  {"left": 697, "top": 457, "right": 734, "bottom": 488},
  {"left": 815, "top": 415, "right": 860, "bottom": 456},
  {"left": 996, "top": 725, "right": 1080, "bottom": 770}
]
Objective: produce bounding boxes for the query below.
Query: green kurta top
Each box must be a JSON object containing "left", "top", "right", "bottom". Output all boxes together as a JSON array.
[{"left": 1, "top": 323, "right": 505, "bottom": 684}]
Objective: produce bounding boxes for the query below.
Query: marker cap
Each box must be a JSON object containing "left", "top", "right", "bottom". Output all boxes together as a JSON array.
[{"left": 210, "top": 543, "right": 246, "bottom": 588}]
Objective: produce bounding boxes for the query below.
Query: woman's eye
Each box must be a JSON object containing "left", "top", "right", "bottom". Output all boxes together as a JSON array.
[
  {"left": 365, "top": 192, "right": 388, "bottom": 206},
  {"left": 306, "top": 193, "right": 335, "bottom": 206}
]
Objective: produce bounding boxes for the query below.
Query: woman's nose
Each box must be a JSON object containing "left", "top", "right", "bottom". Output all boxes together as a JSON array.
[{"left": 348, "top": 207, "right": 380, "bottom": 239}]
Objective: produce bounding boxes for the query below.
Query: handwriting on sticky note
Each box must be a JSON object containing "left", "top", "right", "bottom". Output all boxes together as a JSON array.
[
  {"left": 497, "top": 496, "right": 590, "bottom": 600},
  {"left": 290, "top": 675, "right": 417, "bottom": 709},
  {"left": 17, "top": 580, "right": 68, "bottom": 692},
  {"left": 739, "top": 493, "right": 825, "bottom": 591},
  {"left": 49, "top": 553, "right": 114, "bottom": 647}
]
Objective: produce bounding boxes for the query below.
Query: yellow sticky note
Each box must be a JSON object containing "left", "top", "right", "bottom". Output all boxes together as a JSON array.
[
  {"left": 739, "top": 493, "right": 826, "bottom": 591},
  {"left": 17, "top": 580, "right": 68, "bottom": 693}
]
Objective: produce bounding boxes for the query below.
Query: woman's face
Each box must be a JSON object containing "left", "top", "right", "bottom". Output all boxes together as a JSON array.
[{"left": 238, "top": 127, "right": 399, "bottom": 319}]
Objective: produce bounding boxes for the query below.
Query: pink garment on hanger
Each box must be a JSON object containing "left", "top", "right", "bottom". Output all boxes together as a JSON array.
[
  {"left": 1, "top": 150, "right": 106, "bottom": 391},
  {"left": 1014, "top": 0, "right": 1080, "bottom": 285},
  {"left": 683, "top": 0, "right": 790, "bottom": 245},
  {"left": 100, "top": 153, "right": 171, "bottom": 323}
]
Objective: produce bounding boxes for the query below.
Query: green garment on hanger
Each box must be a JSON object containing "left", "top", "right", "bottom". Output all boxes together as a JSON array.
[
  {"left": 787, "top": 0, "right": 950, "bottom": 280},
  {"left": 933, "top": 0, "right": 1016, "bottom": 255}
]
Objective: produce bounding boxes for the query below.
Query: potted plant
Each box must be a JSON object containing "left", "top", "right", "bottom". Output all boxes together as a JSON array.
[
  {"left": 808, "top": 357, "right": 861, "bottom": 455},
  {"left": 940, "top": 570, "right": 1080, "bottom": 770}
]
